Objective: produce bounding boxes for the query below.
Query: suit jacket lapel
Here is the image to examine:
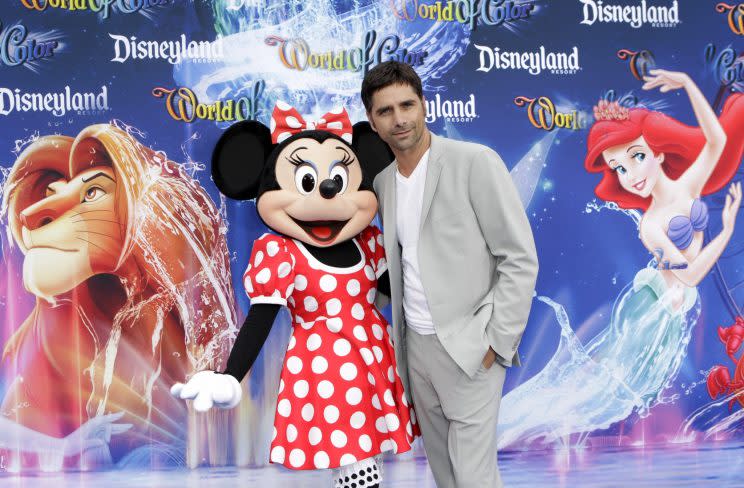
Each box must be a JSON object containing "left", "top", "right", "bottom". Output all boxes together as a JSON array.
[
  {"left": 419, "top": 132, "right": 444, "bottom": 234},
  {"left": 382, "top": 165, "right": 398, "bottom": 257}
]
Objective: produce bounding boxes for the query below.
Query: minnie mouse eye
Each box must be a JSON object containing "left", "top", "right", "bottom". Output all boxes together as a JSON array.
[
  {"left": 329, "top": 165, "right": 348, "bottom": 194},
  {"left": 294, "top": 166, "right": 317, "bottom": 195}
]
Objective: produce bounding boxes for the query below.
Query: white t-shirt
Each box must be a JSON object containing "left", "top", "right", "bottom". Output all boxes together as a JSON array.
[{"left": 395, "top": 150, "right": 436, "bottom": 335}]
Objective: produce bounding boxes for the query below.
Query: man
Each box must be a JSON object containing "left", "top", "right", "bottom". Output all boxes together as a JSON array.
[{"left": 362, "top": 61, "right": 539, "bottom": 488}]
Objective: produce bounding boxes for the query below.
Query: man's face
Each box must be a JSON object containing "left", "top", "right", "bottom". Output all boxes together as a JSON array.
[{"left": 366, "top": 83, "right": 427, "bottom": 153}]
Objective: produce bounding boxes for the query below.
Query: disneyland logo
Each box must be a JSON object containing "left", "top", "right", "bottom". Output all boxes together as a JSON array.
[
  {"left": 390, "top": 0, "right": 535, "bottom": 30},
  {"left": 579, "top": 0, "right": 680, "bottom": 28},
  {"left": 151, "top": 81, "right": 264, "bottom": 123},
  {"left": 513, "top": 96, "right": 587, "bottom": 131},
  {"left": 265, "top": 30, "right": 428, "bottom": 75},
  {"left": 110, "top": 34, "right": 225, "bottom": 64},
  {"left": 425, "top": 94, "right": 477, "bottom": 123},
  {"left": 474, "top": 45, "right": 581, "bottom": 75},
  {"left": 20, "top": 0, "right": 173, "bottom": 20},
  {"left": 0, "top": 86, "right": 110, "bottom": 117},
  {"left": 704, "top": 44, "right": 744, "bottom": 87},
  {"left": 0, "top": 20, "right": 60, "bottom": 68},
  {"left": 715, "top": 3, "right": 744, "bottom": 35}
]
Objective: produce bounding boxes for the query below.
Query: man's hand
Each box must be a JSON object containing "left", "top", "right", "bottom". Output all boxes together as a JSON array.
[{"left": 481, "top": 347, "right": 497, "bottom": 370}]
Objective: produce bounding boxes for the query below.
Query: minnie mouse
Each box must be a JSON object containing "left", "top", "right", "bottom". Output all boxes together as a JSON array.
[{"left": 172, "top": 102, "right": 419, "bottom": 487}]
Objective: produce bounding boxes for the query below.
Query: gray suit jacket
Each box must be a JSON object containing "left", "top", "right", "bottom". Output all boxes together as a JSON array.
[{"left": 373, "top": 133, "right": 538, "bottom": 396}]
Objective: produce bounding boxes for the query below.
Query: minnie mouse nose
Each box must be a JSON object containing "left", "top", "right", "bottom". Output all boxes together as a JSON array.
[{"left": 319, "top": 179, "right": 340, "bottom": 199}]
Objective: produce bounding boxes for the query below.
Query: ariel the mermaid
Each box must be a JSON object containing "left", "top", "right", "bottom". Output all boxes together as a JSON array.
[{"left": 497, "top": 70, "right": 744, "bottom": 449}]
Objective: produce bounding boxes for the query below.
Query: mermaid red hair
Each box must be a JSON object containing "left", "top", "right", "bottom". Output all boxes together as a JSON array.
[{"left": 584, "top": 93, "right": 744, "bottom": 210}]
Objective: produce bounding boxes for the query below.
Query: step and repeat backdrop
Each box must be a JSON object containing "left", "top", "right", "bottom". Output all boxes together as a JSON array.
[{"left": 0, "top": 0, "right": 743, "bottom": 473}]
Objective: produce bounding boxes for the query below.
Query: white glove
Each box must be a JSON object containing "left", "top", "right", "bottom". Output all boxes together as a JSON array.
[{"left": 170, "top": 371, "right": 242, "bottom": 412}]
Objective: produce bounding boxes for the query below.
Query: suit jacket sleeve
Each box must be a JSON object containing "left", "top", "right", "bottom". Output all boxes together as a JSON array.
[{"left": 469, "top": 147, "right": 539, "bottom": 365}]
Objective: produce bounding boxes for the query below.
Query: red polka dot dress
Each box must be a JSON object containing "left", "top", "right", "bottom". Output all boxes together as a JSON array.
[{"left": 242, "top": 225, "right": 419, "bottom": 470}]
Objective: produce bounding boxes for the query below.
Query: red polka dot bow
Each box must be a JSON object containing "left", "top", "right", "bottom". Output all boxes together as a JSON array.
[{"left": 270, "top": 101, "right": 353, "bottom": 145}]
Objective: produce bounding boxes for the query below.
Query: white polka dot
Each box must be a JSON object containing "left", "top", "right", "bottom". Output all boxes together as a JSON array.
[
  {"left": 366, "top": 288, "right": 376, "bottom": 304},
  {"left": 373, "top": 346, "right": 384, "bottom": 363},
  {"left": 411, "top": 410, "right": 417, "bottom": 425},
  {"left": 341, "top": 133, "right": 353, "bottom": 144},
  {"left": 278, "top": 262, "right": 292, "bottom": 278},
  {"left": 368, "top": 238, "right": 376, "bottom": 252},
  {"left": 294, "top": 275, "right": 308, "bottom": 291},
  {"left": 331, "top": 430, "right": 347, "bottom": 448},
  {"left": 289, "top": 448, "right": 305, "bottom": 467},
  {"left": 351, "top": 303, "right": 365, "bottom": 320},
  {"left": 340, "top": 363, "right": 357, "bottom": 381},
  {"left": 324, "top": 405, "right": 340, "bottom": 424},
  {"left": 278, "top": 399, "right": 291, "bottom": 417},
  {"left": 375, "top": 416, "right": 388, "bottom": 433},
  {"left": 385, "top": 413, "right": 400, "bottom": 431},
  {"left": 293, "top": 380, "right": 309, "bottom": 398},
  {"left": 340, "top": 454, "right": 357, "bottom": 466},
  {"left": 326, "top": 317, "right": 343, "bottom": 333},
  {"left": 314, "top": 451, "right": 330, "bottom": 469},
  {"left": 359, "top": 434, "right": 372, "bottom": 452},
  {"left": 302, "top": 403, "right": 314, "bottom": 421},
  {"left": 287, "top": 356, "right": 303, "bottom": 374},
  {"left": 402, "top": 392, "right": 408, "bottom": 406},
  {"left": 270, "top": 446, "right": 285, "bottom": 463},
  {"left": 350, "top": 411, "right": 366, "bottom": 429},
  {"left": 300, "top": 319, "right": 314, "bottom": 330},
  {"left": 266, "top": 240, "right": 280, "bottom": 257},
  {"left": 309, "top": 427, "right": 322, "bottom": 445},
  {"left": 254, "top": 250, "right": 264, "bottom": 267},
  {"left": 279, "top": 379, "right": 284, "bottom": 393},
  {"left": 286, "top": 284, "right": 295, "bottom": 297},
  {"left": 270, "top": 117, "right": 277, "bottom": 134},
  {"left": 272, "top": 290, "right": 282, "bottom": 299},
  {"left": 372, "top": 324, "right": 384, "bottom": 340},
  {"left": 326, "top": 121, "right": 343, "bottom": 130},
  {"left": 360, "top": 348, "right": 374, "bottom": 365},
  {"left": 288, "top": 296, "right": 295, "bottom": 307},
  {"left": 255, "top": 268, "right": 271, "bottom": 284},
  {"left": 368, "top": 372, "right": 376, "bottom": 385},
  {"left": 307, "top": 333, "right": 322, "bottom": 351},
  {"left": 364, "top": 265, "right": 375, "bottom": 280},
  {"left": 286, "top": 424, "right": 298, "bottom": 442},
  {"left": 353, "top": 325, "right": 368, "bottom": 341},
  {"left": 326, "top": 298, "right": 342, "bottom": 316},
  {"left": 276, "top": 100, "right": 292, "bottom": 111},
  {"left": 377, "top": 258, "right": 387, "bottom": 271},
  {"left": 244, "top": 275, "right": 254, "bottom": 293},
  {"left": 272, "top": 426, "right": 277, "bottom": 440},
  {"left": 318, "top": 380, "right": 334, "bottom": 399},
  {"left": 384, "top": 389, "right": 395, "bottom": 406},
  {"left": 346, "top": 387, "right": 362, "bottom": 405},
  {"left": 286, "top": 115, "right": 302, "bottom": 128},
  {"left": 334, "top": 339, "right": 351, "bottom": 356},
  {"left": 312, "top": 356, "right": 328, "bottom": 374},
  {"left": 380, "top": 440, "right": 395, "bottom": 452},
  {"left": 304, "top": 296, "right": 318, "bottom": 312},
  {"left": 406, "top": 421, "right": 413, "bottom": 437},
  {"left": 387, "top": 366, "right": 395, "bottom": 383},
  {"left": 347, "top": 279, "right": 361, "bottom": 296},
  {"left": 377, "top": 234, "right": 384, "bottom": 246},
  {"left": 319, "top": 275, "right": 337, "bottom": 292},
  {"left": 372, "top": 394, "right": 381, "bottom": 410},
  {"left": 288, "top": 335, "right": 296, "bottom": 350}
]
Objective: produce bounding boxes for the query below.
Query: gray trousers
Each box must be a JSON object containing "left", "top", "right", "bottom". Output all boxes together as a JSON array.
[{"left": 407, "top": 329, "right": 506, "bottom": 488}]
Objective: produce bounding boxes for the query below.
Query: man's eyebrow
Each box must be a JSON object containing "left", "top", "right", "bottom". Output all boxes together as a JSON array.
[{"left": 81, "top": 172, "right": 115, "bottom": 183}]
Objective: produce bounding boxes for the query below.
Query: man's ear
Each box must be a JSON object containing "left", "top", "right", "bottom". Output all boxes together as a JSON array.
[{"left": 211, "top": 120, "right": 274, "bottom": 200}]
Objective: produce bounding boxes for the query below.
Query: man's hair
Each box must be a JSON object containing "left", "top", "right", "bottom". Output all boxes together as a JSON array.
[{"left": 361, "top": 61, "right": 424, "bottom": 112}]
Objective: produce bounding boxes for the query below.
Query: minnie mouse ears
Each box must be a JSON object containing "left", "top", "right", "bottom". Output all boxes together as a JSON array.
[{"left": 211, "top": 110, "right": 394, "bottom": 201}]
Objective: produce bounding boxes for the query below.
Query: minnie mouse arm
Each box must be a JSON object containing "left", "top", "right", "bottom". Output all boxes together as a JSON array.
[{"left": 222, "top": 304, "right": 281, "bottom": 382}]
